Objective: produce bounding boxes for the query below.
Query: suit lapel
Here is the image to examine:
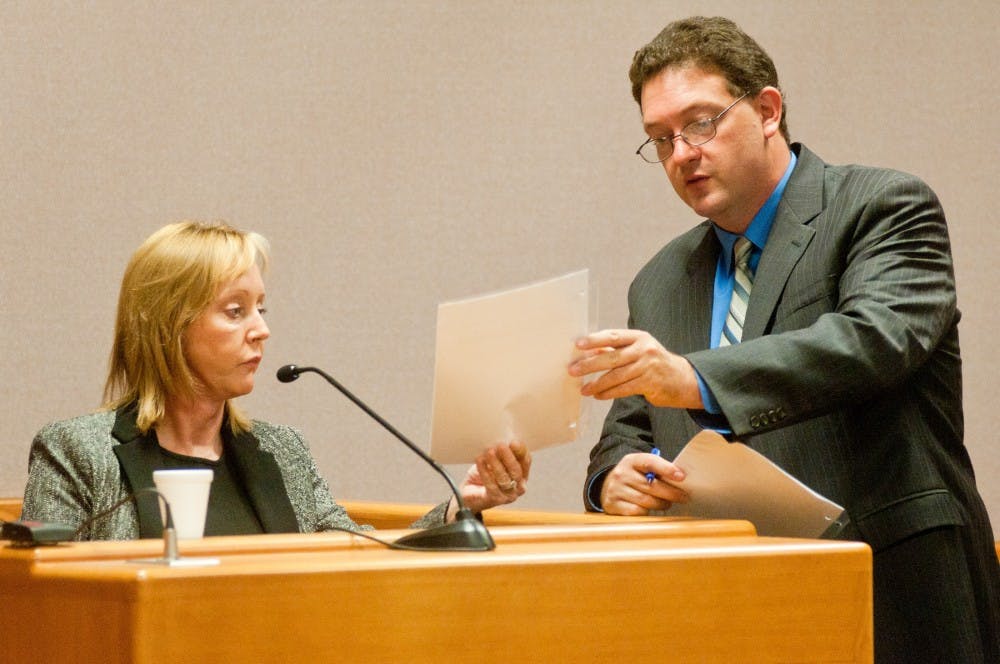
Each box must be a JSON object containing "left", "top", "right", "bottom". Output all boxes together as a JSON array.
[
  {"left": 744, "top": 145, "right": 825, "bottom": 339},
  {"left": 679, "top": 226, "right": 719, "bottom": 352},
  {"left": 225, "top": 429, "right": 301, "bottom": 533},
  {"left": 111, "top": 407, "right": 301, "bottom": 535},
  {"left": 111, "top": 409, "right": 167, "bottom": 539}
]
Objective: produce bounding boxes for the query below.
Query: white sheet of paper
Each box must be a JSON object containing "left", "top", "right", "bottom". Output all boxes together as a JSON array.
[
  {"left": 429, "top": 269, "right": 589, "bottom": 464},
  {"left": 657, "top": 430, "right": 846, "bottom": 538}
]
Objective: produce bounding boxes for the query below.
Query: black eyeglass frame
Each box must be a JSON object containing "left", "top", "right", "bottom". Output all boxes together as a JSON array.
[{"left": 635, "top": 92, "right": 750, "bottom": 163}]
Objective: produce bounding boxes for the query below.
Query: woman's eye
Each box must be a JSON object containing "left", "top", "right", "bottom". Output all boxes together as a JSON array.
[
  {"left": 225, "top": 306, "right": 244, "bottom": 319},
  {"left": 257, "top": 306, "right": 268, "bottom": 316}
]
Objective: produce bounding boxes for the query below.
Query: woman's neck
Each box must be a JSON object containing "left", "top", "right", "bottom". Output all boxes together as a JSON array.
[{"left": 155, "top": 397, "right": 226, "bottom": 460}]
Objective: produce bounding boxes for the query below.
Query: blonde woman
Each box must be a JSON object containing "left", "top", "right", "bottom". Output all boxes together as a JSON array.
[{"left": 22, "top": 221, "right": 530, "bottom": 539}]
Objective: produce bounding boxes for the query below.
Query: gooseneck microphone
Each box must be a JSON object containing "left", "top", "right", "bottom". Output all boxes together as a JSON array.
[
  {"left": 1, "top": 488, "right": 174, "bottom": 549},
  {"left": 3, "top": 488, "right": 188, "bottom": 564},
  {"left": 276, "top": 364, "right": 495, "bottom": 551}
]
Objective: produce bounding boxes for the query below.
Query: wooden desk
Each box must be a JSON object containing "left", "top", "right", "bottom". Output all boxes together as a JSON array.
[
  {"left": 1, "top": 522, "right": 872, "bottom": 663},
  {"left": 339, "top": 499, "right": 753, "bottom": 529},
  {"left": 0, "top": 497, "right": 21, "bottom": 522},
  {"left": 2, "top": 497, "right": 713, "bottom": 530}
]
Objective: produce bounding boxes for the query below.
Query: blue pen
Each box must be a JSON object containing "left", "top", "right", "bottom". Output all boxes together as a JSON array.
[{"left": 645, "top": 447, "right": 660, "bottom": 484}]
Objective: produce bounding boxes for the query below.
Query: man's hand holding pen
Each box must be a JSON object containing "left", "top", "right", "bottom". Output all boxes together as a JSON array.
[{"left": 599, "top": 450, "right": 689, "bottom": 516}]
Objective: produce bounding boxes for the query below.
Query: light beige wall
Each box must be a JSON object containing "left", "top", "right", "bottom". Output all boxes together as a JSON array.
[{"left": 2, "top": 1, "right": 997, "bottom": 535}]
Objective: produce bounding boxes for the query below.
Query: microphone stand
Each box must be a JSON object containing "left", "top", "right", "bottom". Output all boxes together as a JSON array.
[
  {"left": 127, "top": 489, "right": 219, "bottom": 567},
  {"left": 277, "top": 364, "right": 495, "bottom": 551}
]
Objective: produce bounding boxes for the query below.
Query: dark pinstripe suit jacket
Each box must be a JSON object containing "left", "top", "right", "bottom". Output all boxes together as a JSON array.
[{"left": 586, "top": 143, "right": 994, "bottom": 554}]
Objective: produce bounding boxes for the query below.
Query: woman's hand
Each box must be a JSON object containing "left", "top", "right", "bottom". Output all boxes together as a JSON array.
[{"left": 447, "top": 441, "right": 532, "bottom": 520}]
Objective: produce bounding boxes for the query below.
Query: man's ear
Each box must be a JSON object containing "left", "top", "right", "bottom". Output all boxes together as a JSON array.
[{"left": 756, "top": 86, "right": 784, "bottom": 139}]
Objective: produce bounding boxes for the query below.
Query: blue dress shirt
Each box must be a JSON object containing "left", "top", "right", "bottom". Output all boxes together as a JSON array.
[{"left": 696, "top": 151, "right": 797, "bottom": 417}]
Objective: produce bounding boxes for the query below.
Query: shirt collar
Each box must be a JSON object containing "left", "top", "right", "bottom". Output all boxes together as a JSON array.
[{"left": 713, "top": 150, "right": 797, "bottom": 271}]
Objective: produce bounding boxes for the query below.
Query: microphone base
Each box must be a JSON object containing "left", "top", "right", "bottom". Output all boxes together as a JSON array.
[
  {"left": 126, "top": 527, "right": 220, "bottom": 566},
  {"left": 126, "top": 556, "right": 220, "bottom": 567},
  {"left": 393, "top": 510, "right": 495, "bottom": 551}
]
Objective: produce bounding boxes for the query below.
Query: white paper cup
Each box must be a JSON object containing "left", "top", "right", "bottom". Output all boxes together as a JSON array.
[{"left": 152, "top": 469, "right": 214, "bottom": 539}]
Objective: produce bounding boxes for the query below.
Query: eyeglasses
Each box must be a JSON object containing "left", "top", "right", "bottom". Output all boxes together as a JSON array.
[{"left": 635, "top": 92, "right": 750, "bottom": 163}]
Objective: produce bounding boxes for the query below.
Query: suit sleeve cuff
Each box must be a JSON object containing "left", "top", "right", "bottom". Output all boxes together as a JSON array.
[
  {"left": 690, "top": 364, "right": 733, "bottom": 434},
  {"left": 585, "top": 469, "right": 610, "bottom": 512}
]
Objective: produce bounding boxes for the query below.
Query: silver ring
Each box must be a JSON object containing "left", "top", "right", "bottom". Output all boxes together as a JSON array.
[{"left": 504, "top": 479, "right": 518, "bottom": 491}]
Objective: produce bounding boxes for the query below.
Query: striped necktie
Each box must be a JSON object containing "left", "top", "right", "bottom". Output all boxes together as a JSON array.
[{"left": 719, "top": 237, "right": 753, "bottom": 347}]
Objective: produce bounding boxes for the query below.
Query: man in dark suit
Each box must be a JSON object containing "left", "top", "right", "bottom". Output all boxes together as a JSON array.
[{"left": 568, "top": 16, "right": 999, "bottom": 662}]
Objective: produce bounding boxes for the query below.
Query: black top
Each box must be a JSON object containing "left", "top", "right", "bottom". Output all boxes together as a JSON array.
[
  {"left": 111, "top": 407, "right": 301, "bottom": 538},
  {"left": 151, "top": 442, "right": 265, "bottom": 536}
]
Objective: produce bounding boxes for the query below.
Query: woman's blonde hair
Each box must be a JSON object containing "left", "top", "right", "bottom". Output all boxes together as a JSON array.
[{"left": 103, "top": 221, "right": 270, "bottom": 434}]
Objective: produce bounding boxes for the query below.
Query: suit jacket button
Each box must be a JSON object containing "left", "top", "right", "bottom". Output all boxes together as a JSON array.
[{"left": 750, "top": 415, "right": 760, "bottom": 429}]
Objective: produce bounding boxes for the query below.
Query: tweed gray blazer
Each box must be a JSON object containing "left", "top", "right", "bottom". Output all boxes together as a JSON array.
[{"left": 21, "top": 408, "right": 446, "bottom": 540}]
